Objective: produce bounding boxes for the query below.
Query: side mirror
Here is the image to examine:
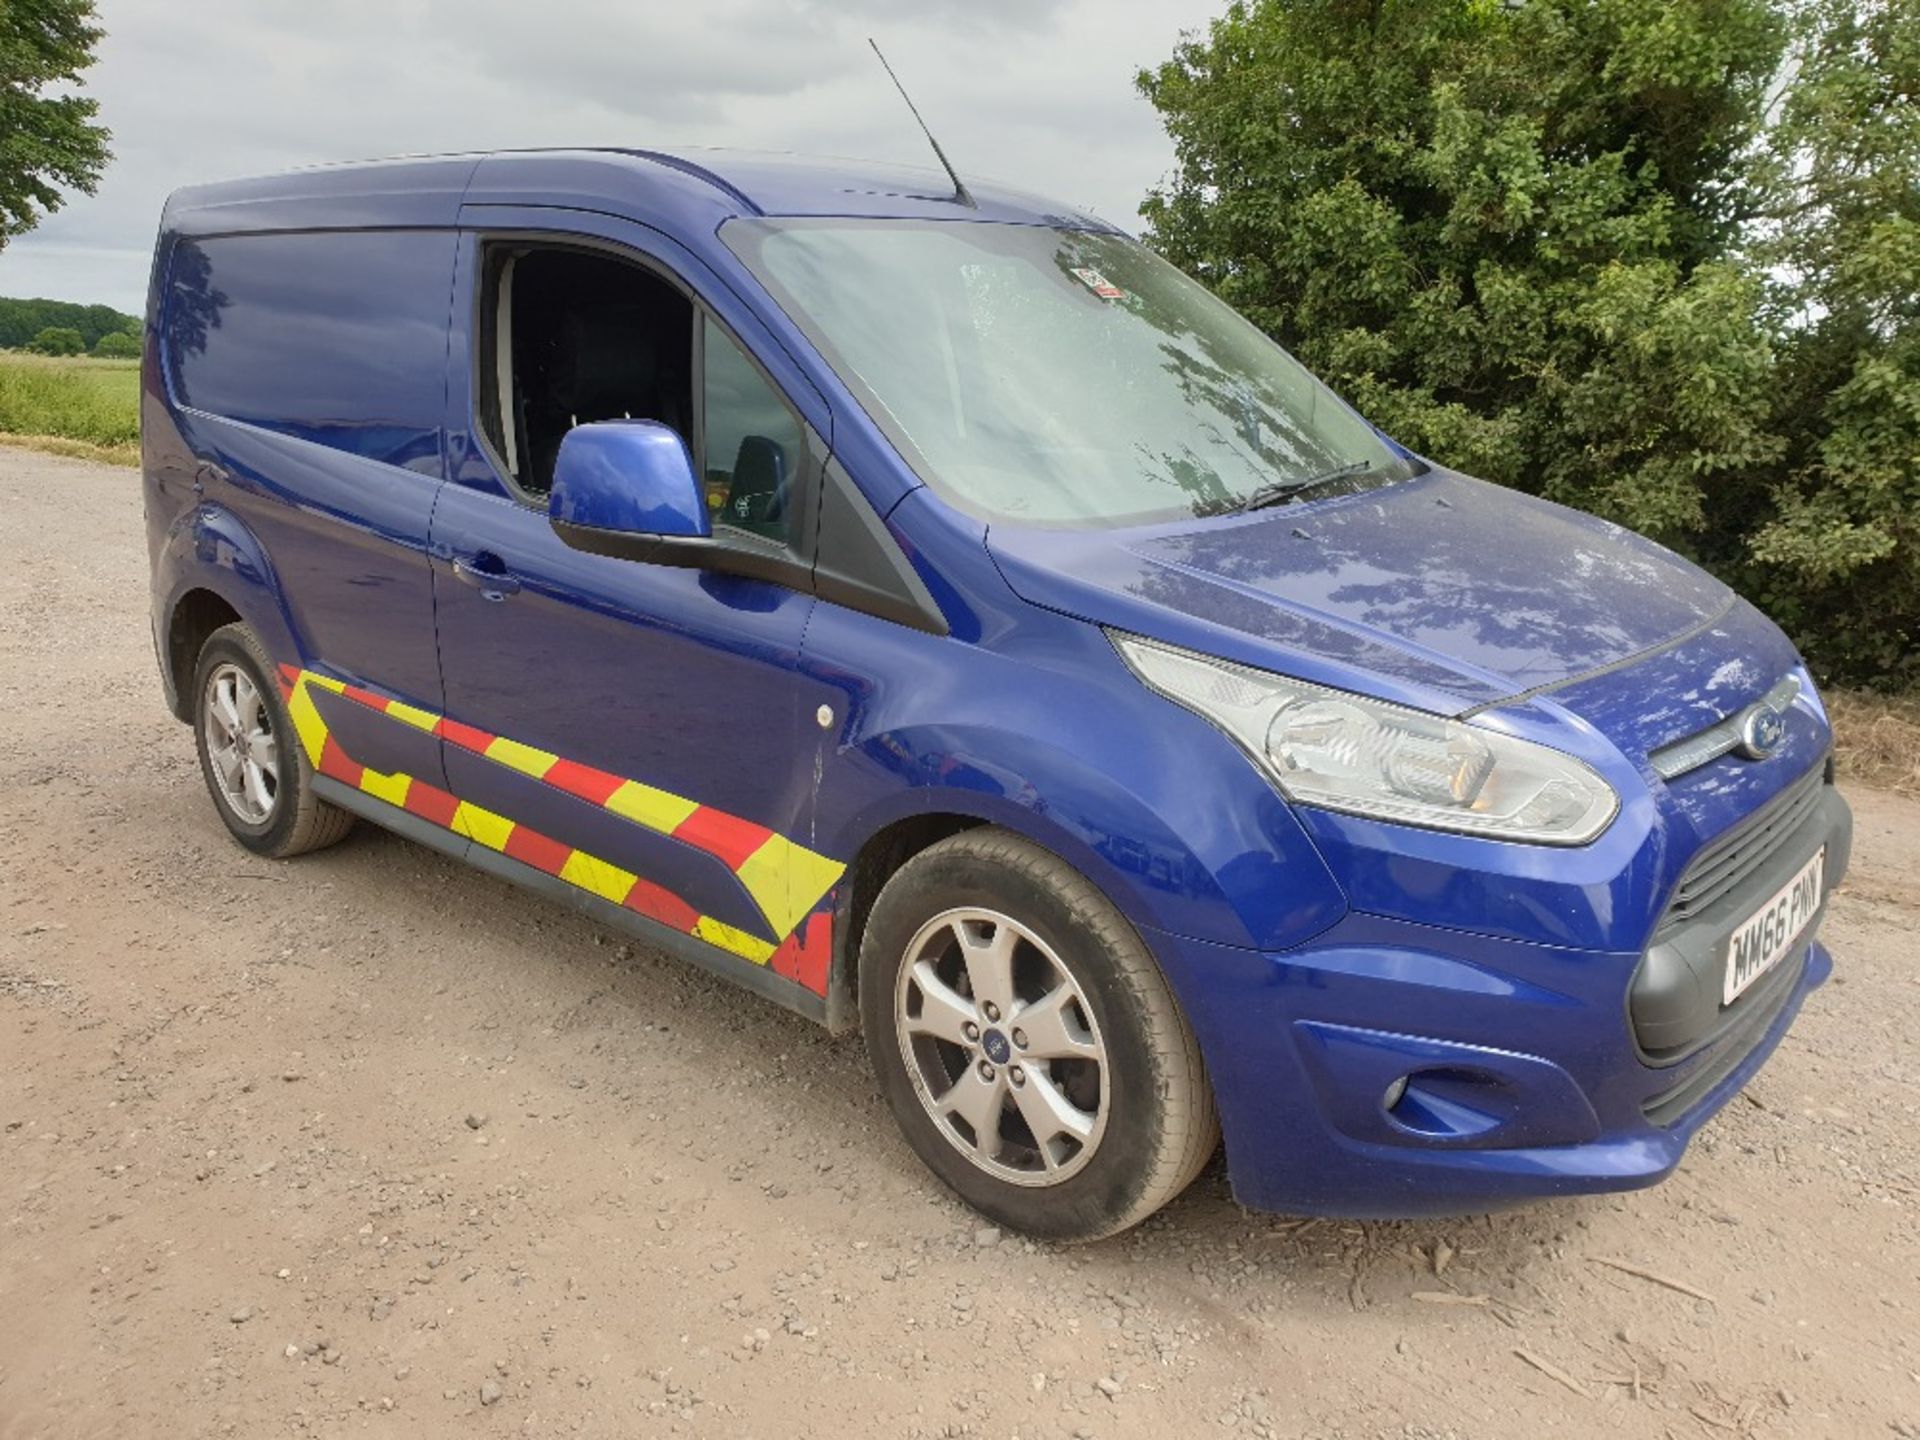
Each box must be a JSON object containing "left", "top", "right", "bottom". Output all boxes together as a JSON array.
[
  {"left": 548, "top": 418, "right": 813, "bottom": 591},
  {"left": 548, "top": 420, "right": 711, "bottom": 548}
]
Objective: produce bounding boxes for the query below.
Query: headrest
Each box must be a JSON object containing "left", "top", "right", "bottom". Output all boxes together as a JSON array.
[{"left": 546, "top": 303, "right": 659, "bottom": 416}]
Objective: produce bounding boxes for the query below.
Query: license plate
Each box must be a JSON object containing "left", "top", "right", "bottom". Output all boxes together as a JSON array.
[{"left": 1722, "top": 848, "right": 1825, "bottom": 1005}]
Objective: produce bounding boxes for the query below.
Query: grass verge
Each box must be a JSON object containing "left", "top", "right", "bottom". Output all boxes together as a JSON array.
[
  {"left": 1829, "top": 689, "right": 1920, "bottom": 798},
  {"left": 0, "top": 431, "right": 139, "bottom": 467}
]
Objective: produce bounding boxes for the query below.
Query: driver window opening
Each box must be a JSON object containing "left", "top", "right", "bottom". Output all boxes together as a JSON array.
[
  {"left": 479, "top": 244, "right": 803, "bottom": 547},
  {"left": 480, "top": 247, "right": 692, "bottom": 498}
]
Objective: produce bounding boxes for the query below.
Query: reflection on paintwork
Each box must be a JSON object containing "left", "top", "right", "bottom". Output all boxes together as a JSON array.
[
  {"left": 993, "top": 469, "right": 1734, "bottom": 711},
  {"left": 166, "top": 231, "right": 456, "bottom": 471}
]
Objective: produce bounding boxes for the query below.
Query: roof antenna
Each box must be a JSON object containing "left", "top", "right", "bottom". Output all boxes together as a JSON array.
[{"left": 868, "top": 39, "right": 975, "bottom": 210}]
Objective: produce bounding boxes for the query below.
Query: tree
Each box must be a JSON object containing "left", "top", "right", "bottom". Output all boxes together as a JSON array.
[
  {"left": 0, "top": 295, "right": 140, "bottom": 348},
  {"left": 0, "top": 0, "right": 111, "bottom": 249},
  {"left": 1140, "top": 0, "right": 1785, "bottom": 529},
  {"left": 27, "top": 325, "right": 83, "bottom": 354},
  {"left": 1748, "top": 0, "right": 1920, "bottom": 684},
  {"left": 91, "top": 328, "right": 137, "bottom": 358},
  {"left": 1137, "top": 0, "right": 1915, "bottom": 687}
]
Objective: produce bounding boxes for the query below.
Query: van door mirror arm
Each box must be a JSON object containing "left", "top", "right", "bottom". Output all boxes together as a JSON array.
[{"left": 551, "top": 519, "right": 815, "bottom": 593}]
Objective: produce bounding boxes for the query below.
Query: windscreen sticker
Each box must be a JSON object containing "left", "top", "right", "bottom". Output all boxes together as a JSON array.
[{"left": 1070, "top": 266, "right": 1126, "bottom": 300}]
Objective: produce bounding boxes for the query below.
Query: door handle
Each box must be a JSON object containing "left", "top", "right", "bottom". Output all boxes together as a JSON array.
[{"left": 452, "top": 553, "right": 520, "bottom": 600}]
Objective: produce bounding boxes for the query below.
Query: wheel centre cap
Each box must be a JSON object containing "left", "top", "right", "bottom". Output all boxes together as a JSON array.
[{"left": 981, "top": 1028, "right": 1012, "bottom": 1065}]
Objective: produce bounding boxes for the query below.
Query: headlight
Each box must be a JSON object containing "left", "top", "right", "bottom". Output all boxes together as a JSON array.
[{"left": 1112, "top": 633, "right": 1618, "bottom": 845}]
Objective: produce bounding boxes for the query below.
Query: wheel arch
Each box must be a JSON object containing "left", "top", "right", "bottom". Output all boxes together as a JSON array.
[
  {"left": 825, "top": 774, "right": 1213, "bottom": 1033},
  {"left": 813, "top": 701, "right": 1353, "bottom": 1039},
  {"left": 164, "top": 588, "right": 242, "bottom": 720},
  {"left": 832, "top": 811, "right": 988, "bottom": 1028},
  {"left": 154, "top": 502, "right": 300, "bottom": 720}
]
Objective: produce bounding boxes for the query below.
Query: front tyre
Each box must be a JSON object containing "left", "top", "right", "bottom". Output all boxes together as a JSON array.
[
  {"left": 191, "top": 623, "right": 354, "bottom": 858},
  {"left": 860, "top": 829, "right": 1217, "bottom": 1241}
]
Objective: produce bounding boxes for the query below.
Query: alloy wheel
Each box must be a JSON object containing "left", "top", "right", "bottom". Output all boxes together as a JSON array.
[
  {"left": 202, "top": 662, "right": 280, "bottom": 825},
  {"left": 894, "top": 907, "right": 1109, "bottom": 1186}
]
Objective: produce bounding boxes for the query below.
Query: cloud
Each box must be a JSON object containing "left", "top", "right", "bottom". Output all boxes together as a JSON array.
[
  {"left": 0, "top": 0, "right": 1219, "bottom": 312},
  {"left": 425, "top": 2, "right": 865, "bottom": 123}
]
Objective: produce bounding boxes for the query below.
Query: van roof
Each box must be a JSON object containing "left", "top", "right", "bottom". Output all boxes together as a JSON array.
[{"left": 162, "top": 146, "right": 1120, "bottom": 239}]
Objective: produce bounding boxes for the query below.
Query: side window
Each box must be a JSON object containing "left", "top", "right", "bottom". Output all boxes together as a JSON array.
[
  {"left": 477, "top": 243, "right": 808, "bottom": 550},
  {"left": 479, "top": 246, "right": 693, "bottom": 497},
  {"left": 701, "top": 314, "right": 805, "bottom": 546},
  {"left": 165, "top": 230, "right": 455, "bottom": 471}
]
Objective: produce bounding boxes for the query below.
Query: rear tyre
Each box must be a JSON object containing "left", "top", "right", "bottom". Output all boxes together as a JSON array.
[
  {"left": 860, "top": 828, "right": 1217, "bottom": 1241},
  {"left": 191, "top": 623, "right": 354, "bottom": 858}
]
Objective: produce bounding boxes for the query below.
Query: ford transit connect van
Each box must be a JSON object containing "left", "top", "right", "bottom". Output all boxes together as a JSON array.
[{"left": 144, "top": 150, "right": 1851, "bottom": 1239}]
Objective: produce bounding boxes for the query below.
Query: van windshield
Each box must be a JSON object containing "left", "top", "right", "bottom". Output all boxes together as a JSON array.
[{"left": 725, "top": 218, "right": 1418, "bottom": 528}]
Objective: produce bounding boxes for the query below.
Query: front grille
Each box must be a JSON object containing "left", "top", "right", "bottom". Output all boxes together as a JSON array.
[{"left": 1658, "top": 764, "right": 1826, "bottom": 933}]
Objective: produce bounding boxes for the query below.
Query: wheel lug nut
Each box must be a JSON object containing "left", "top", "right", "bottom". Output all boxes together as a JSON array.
[
  {"left": 977, "top": 1060, "right": 995, "bottom": 1081},
  {"left": 1009, "top": 1066, "right": 1025, "bottom": 1086},
  {"left": 983, "top": 1002, "right": 1001, "bottom": 1022},
  {"left": 1011, "top": 1028, "right": 1027, "bottom": 1049},
  {"left": 963, "top": 1022, "right": 980, "bottom": 1042}
]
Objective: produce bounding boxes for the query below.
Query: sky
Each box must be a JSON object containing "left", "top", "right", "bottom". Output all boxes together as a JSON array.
[{"left": 0, "top": 0, "right": 1224, "bottom": 316}]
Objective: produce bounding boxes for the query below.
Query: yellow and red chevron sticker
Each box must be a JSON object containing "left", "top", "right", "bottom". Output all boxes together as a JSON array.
[{"left": 278, "top": 665, "right": 842, "bottom": 995}]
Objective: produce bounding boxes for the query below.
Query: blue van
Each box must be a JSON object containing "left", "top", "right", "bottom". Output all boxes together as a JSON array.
[{"left": 144, "top": 150, "right": 1850, "bottom": 1239}]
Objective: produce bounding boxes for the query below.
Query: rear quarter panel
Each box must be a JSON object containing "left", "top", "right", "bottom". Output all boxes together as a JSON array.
[{"left": 144, "top": 220, "right": 457, "bottom": 726}]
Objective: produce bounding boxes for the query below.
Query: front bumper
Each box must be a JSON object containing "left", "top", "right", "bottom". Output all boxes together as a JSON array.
[{"left": 1153, "top": 781, "right": 1851, "bottom": 1219}]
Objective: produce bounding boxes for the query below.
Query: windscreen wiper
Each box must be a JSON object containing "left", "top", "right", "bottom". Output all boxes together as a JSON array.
[{"left": 1237, "top": 460, "right": 1375, "bottom": 513}]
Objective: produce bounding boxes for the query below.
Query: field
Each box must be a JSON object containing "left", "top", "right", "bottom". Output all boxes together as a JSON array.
[{"left": 0, "top": 351, "right": 141, "bottom": 465}]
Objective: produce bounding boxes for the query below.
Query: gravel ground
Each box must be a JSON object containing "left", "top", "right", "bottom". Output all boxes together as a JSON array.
[{"left": 1, "top": 448, "right": 1916, "bottom": 1440}]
